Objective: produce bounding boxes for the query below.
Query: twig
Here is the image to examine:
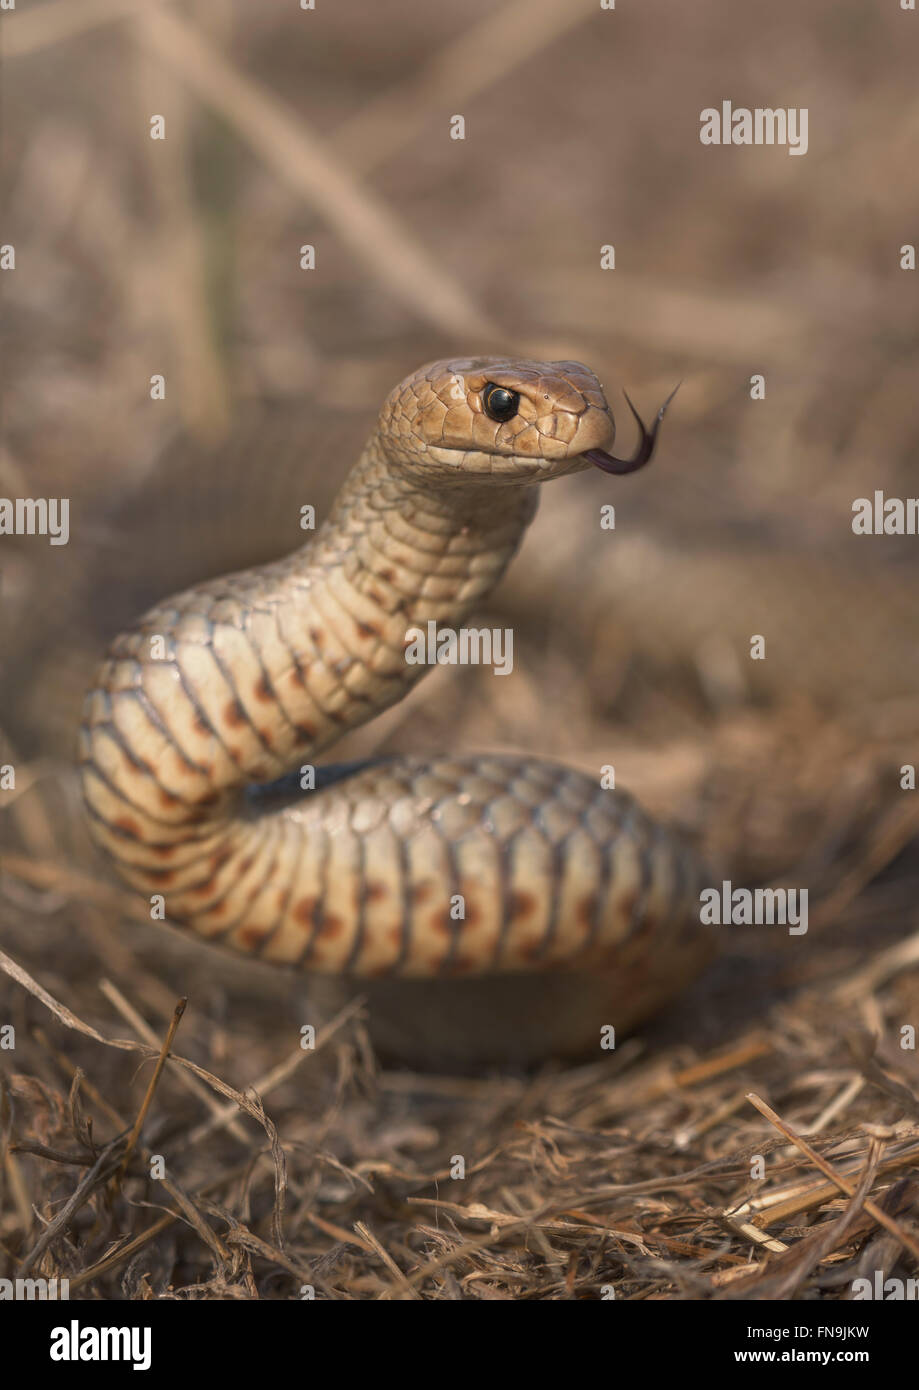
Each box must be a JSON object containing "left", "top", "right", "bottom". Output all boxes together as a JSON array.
[
  {"left": 746, "top": 1093, "right": 919, "bottom": 1262},
  {"left": 99, "top": 977, "right": 249, "bottom": 1145},
  {"left": 117, "top": 996, "right": 187, "bottom": 1182}
]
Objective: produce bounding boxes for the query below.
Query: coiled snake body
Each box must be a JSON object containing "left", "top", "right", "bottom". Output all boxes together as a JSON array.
[{"left": 80, "top": 358, "right": 713, "bottom": 1065}]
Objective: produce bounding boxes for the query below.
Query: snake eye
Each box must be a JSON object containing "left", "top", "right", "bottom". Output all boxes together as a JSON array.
[{"left": 481, "top": 383, "right": 520, "bottom": 423}]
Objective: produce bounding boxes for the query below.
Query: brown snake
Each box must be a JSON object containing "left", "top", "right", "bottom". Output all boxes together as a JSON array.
[{"left": 79, "top": 358, "right": 714, "bottom": 1065}]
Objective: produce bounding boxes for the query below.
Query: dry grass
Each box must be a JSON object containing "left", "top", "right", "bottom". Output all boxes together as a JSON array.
[{"left": 2, "top": 878, "right": 919, "bottom": 1299}]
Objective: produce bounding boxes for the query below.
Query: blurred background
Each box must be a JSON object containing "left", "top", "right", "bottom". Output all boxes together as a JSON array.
[{"left": 2, "top": 0, "right": 919, "bottom": 1017}]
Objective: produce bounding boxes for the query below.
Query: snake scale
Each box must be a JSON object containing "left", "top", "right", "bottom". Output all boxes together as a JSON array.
[{"left": 79, "top": 358, "right": 714, "bottom": 1065}]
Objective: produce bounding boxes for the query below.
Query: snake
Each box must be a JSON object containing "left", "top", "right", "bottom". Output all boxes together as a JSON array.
[{"left": 78, "top": 357, "right": 714, "bottom": 1066}]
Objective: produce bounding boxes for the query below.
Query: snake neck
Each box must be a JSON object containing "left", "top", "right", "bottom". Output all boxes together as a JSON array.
[
  {"left": 310, "top": 437, "right": 541, "bottom": 616},
  {"left": 81, "top": 435, "right": 541, "bottom": 835}
]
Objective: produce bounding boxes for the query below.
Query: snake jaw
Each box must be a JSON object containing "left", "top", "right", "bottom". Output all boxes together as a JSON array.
[{"left": 583, "top": 383, "right": 681, "bottom": 475}]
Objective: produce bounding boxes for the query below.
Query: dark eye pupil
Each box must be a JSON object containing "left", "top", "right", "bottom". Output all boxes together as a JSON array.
[{"left": 482, "top": 383, "right": 519, "bottom": 423}]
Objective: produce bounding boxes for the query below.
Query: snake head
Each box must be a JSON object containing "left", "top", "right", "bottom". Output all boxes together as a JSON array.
[{"left": 378, "top": 357, "right": 675, "bottom": 484}]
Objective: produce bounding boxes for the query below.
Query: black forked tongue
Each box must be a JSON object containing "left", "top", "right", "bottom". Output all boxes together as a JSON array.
[{"left": 584, "top": 382, "right": 681, "bottom": 475}]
